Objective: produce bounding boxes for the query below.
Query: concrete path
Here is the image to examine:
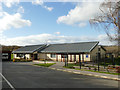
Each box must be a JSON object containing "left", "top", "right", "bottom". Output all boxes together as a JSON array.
[
  {"left": 49, "top": 62, "right": 65, "bottom": 69},
  {"left": 49, "top": 62, "right": 120, "bottom": 81}
]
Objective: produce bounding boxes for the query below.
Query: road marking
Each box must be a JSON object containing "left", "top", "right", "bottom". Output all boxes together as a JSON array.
[{"left": 0, "top": 73, "right": 15, "bottom": 90}]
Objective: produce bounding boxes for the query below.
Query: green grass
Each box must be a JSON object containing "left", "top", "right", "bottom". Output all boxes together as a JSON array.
[
  {"left": 64, "top": 65, "right": 120, "bottom": 75},
  {"left": 75, "top": 68, "right": 120, "bottom": 75},
  {"left": 34, "top": 63, "right": 56, "bottom": 67},
  {"left": 66, "top": 63, "right": 96, "bottom": 68}
]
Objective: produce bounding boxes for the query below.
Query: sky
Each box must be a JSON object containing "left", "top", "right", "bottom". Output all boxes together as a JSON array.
[{"left": 0, "top": 0, "right": 116, "bottom": 46}]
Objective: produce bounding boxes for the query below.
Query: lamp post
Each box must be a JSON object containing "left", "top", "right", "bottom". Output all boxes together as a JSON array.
[
  {"left": 44, "top": 39, "right": 49, "bottom": 64},
  {"left": 66, "top": 53, "right": 68, "bottom": 66},
  {"left": 65, "top": 55, "right": 67, "bottom": 67},
  {"left": 79, "top": 54, "right": 81, "bottom": 69},
  {"left": 97, "top": 46, "right": 101, "bottom": 71},
  {"left": 104, "top": 54, "right": 106, "bottom": 69}
]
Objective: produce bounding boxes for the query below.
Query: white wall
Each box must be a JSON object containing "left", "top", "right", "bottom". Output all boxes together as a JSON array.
[
  {"left": 38, "top": 53, "right": 90, "bottom": 62},
  {"left": 13, "top": 54, "right": 31, "bottom": 59}
]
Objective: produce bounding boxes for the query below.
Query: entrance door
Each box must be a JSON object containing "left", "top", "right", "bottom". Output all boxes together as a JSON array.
[
  {"left": 74, "top": 55, "right": 76, "bottom": 62},
  {"left": 34, "top": 54, "right": 38, "bottom": 60},
  {"left": 61, "top": 54, "right": 67, "bottom": 62}
]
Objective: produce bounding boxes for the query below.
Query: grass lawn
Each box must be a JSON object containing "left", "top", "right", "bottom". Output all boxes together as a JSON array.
[
  {"left": 65, "top": 63, "right": 96, "bottom": 68},
  {"left": 75, "top": 68, "right": 120, "bottom": 75},
  {"left": 64, "top": 64, "right": 120, "bottom": 75},
  {"left": 34, "top": 63, "right": 56, "bottom": 67}
]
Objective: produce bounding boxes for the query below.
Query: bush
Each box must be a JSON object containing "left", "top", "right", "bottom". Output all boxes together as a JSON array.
[
  {"left": 114, "top": 57, "right": 120, "bottom": 65},
  {"left": 116, "top": 66, "right": 120, "bottom": 73},
  {"left": 100, "top": 57, "right": 120, "bottom": 66},
  {"left": 13, "top": 59, "right": 32, "bottom": 62}
]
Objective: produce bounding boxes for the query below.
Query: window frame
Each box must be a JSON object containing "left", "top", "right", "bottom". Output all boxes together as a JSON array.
[
  {"left": 61, "top": 54, "right": 67, "bottom": 58},
  {"left": 17, "top": 54, "right": 24, "bottom": 57},
  {"left": 50, "top": 54, "right": 56, "bottom": 58}
]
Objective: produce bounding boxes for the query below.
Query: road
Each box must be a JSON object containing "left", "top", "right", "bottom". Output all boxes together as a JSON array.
[{"left": 1, "top": 61, "right": 119, "bottom": 89}]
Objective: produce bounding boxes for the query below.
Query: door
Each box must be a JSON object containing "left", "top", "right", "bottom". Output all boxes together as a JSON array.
[{"left": 34, "top": 54, "right": 38, "bottom": 60}]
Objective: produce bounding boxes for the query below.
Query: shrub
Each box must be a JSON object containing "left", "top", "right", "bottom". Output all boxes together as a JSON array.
[
  {"left": 114, "top": 57, "right": 120, "bottom": 65},
  {"left": 13, "top": 59, "right": 32, "bottom": 62},
  {"left": 116, "top": 66, "right": 120, "bottom": 73}
]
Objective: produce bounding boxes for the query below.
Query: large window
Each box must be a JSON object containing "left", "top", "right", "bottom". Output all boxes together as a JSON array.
[
  {"left": 17, "top": 54, "right": 24, "bottom": 57},
  {"left": 50, "top": 54, "right": 56, "bottom": 58},
  {"left": 61, "top": 54, "right": 67, "bottom": 58},
  {"left": 2, "top": 53, "right": 8, "bottom": 59}
]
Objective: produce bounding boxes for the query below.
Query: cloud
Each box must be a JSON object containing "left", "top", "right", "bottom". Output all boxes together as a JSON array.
[
  {"left": 0, "top": 0, "right": 31, "bottom": 34},
  {"left": 2, "top": 0, "right": 19, "bottom": 8},
  {"left": 0, "top": 3, "right": 2, "bottom": 11},
  {"left": 57, "top": 2, "right": 101, "bottom": 27},
  {"left": 78, "top": 23, "right": 87, "bottom": 27},
  {"left": 0, "top": 12, "right": 31, "bottom": 33},
  {"left": 32, "top": 0, "right": 53, "bottom": 11},
  {"left": 0, "top": 33, "right": 116, "bottom": 46},
  {"left": 43, "top": 6, "right": 53, "bottom": 11},
  {"left": 32, "top": 0, "right": 43, "bottom": 5},
  {"left": 55, "top": 32, "right": 61, "bottom": 35},
  {"left": 17, "top": 6, "right": 24, "bottom": 13}
]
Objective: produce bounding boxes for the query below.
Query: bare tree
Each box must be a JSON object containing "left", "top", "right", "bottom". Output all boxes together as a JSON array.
[
  {"left": 89, "top": 0, "right": 120, "bottom": 56},
  {"left": 89, "top": 0, "right": 120, "bottom": 42}
]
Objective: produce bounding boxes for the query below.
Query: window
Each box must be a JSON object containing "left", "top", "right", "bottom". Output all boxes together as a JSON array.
[
  {"left": 51, "top": 54, "right": 56, "bottom": 58},
  {"left": 86, "top": 54, "right": 89, "bottom": 58},
  {"left": 2, "top": 53, "right": 8, "bottom": 59},
  {"left": 61, "top": 54, "right": 67, "bottom": 58},
  {"left": 17, "top": 54, "right": 24, "bottom": 57}
]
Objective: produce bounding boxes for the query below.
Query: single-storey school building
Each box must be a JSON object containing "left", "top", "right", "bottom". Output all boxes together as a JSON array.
[
  {"left": 12, "top": 41, "right": 106, "bottom": 62},
  {"left": 12, "top": 44, "right": 46, "bottom": 60}
]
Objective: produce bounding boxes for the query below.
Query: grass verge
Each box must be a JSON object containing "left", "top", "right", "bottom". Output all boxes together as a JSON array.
[
  {"left": 64, "top": 66, "right": 120, "bottom": 75},
  {"left": 34, "top": 63, "right": 56, "bottom": 67}
]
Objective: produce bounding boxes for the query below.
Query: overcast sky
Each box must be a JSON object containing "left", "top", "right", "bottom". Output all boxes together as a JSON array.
[{"left": 0, "top": 0, "right": 116, "bottom": 46}]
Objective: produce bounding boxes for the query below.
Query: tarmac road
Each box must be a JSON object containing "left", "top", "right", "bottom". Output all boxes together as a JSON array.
[{"left": 2, "top": 61, "right": 119, "bottom": 89}]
